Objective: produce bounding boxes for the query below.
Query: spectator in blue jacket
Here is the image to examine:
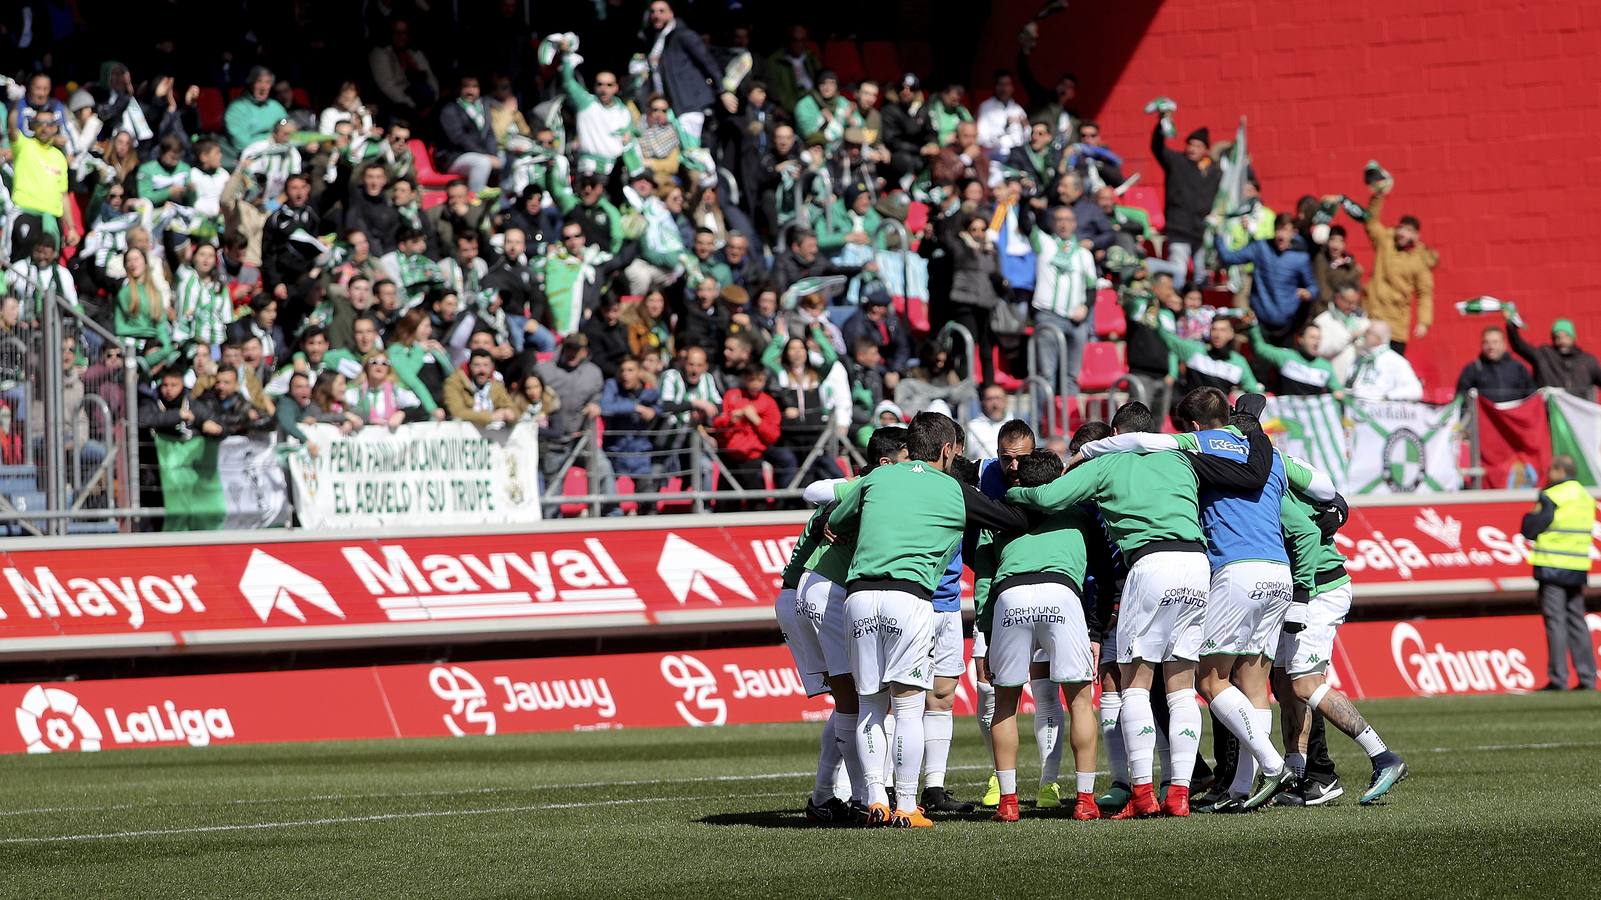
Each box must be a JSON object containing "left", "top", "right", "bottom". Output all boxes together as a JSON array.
[
  {"left": 842, "top": 287, "right": 914, "bottom": 375},
  {"left": 1212, "top": 213, "right": 1315, "bottom": 345},
  {"left": 639, "top": 1, "right": 738, "bottom": 142},
  {"left": 599, "top": 356, "right": 662, "bottom": 503},
  {"left": 437, "top": 76, "right": 501, "bottom": 191}
]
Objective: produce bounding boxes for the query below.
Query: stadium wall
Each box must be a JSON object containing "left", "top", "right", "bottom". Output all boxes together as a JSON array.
[{"left": 986, "top": 0, "right": 1601, "bottom": 378}]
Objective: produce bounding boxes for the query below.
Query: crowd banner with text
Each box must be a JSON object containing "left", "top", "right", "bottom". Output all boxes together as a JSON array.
[
  {"left": 5, "top": 613, "right": 1595, "bottom": 754},
  {"left": 156, "top": 433, "right": 290, "bottom": 531},
  {"left": 1345, "top": 398, "right": 1463, "bottom": 494},
  {"left": 289, "top": 421, "right": 541, "bottom": 529}
]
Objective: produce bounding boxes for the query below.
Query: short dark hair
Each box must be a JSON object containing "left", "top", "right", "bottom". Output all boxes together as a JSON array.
[
  {"left": 1398, "top": 214, "right": 1421, "bottom": 230},
  {"left": 852, "top": 336, "right": 880, "bottom": 358},
  {"left": 301, "top": 325, "right": 328, "bottom": 345},
  {"left": 1016, "top": 449, "right": 1065, "bottom": 487},
  {"left": 1274, "top": 213, "right": 1296, "bottom": 231},
  {"left": 740, "top": 364, "right": 767, "bottom": 381},
  {"left": 285, "top": 173, "right": 311, "bottom": 188},
  {"left": 193, "top": 137, "right": 219, "bottom": 157},
  {"left": 1069, "top": 420, "right": 1112, "bottom": 453},
  {"left": 1111, "top": 401, "right": 1156, "bottom": 434},
  {"left": 997, "top": 418, "right": 1035, "bottom": 448},
  {"left": 1328, "top": 224, "right": 1347, "bottom": 240},
  {"left": 948, "top": 455, "right": 979, "bottom": 486},
  {"left": 1229, "top": 411, "right": 1262, "bottom": 436},
  {"left": 790, "top": 226, "right": 816, "bottom": 243},
  {"left": 373, "top": 278, "right": 396, "bottom": 294},
  {"left": 469, "top": 347, "right": 494, "bottom": 361},
  {"left": 1175, "top": 387, "right": 1231, "bottom": 429},
  {"left": 865, "top": 425, "right": 908, "bottom": 471},
  {"left": 397, "top": 226, "right": 426, "bottom": 244},
  {"left": 906, "top": 411, "right": 961, "bottom": 462},
  {"left": 725, "top": 332, "right": 756, "bottom": 354}
]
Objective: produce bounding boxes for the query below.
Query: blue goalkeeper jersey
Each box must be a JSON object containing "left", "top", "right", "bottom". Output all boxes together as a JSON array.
[{"left": 1192, "top": 427, "right": 1290, "bottom": 569}]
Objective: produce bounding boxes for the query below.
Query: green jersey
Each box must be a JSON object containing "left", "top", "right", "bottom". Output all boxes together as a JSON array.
[
  {"left": 979, "top": 505, "right": 1096, "bottom": 636},
  {"left": 1159, "top": 328, "right": 1263, "bottom": 393},
  {"left": 1007, "top": 451, "right": 1203, "bottom": 561},
  {"left": 791, "top": 480, "right": 857, "bottom": 588},
  {"left": 1279, "top": 489, "right": 1323, "bottom": 593},
  {"left": 782, "top": 507, "right": 828, "bottom": 590},
  {"left": 828, "top": 460, "right": 969, "bottom": 597},
  {"left": 1284, "top": 486, "right": 1351, "bottom": 596},
  {"left": 1248, "top": 326, "right": 1338, "bottom": 395}
]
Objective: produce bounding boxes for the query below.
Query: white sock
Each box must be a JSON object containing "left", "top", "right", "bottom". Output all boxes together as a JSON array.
[
  {"left": 1032, "top": 678, "right": 1064, "bottom": 787},
  {"left": 834, "top": 712, "right": 866, "bottom": 803},
  {"left": 882, "top": 708, "right": 897, "bottom": 788},
  {"left": 833, "top": 758, "right": 850, "bottom": 800},
  {"left": 1165, "top": 689, "right": 1201, "bottom": 788},
  {"left": 1120, "top": 687, "right": 1156, "bottom": 785},
  {"left": 1076, "top": 770, "right": 1096, "bottom": 794},
  {"left": 1100, "top": 691, "right": 1128, "bottom": 785},
  {"left": 1356, "top": 726, "right": 1389, "bottom": 759},
  {"left": 891, "top": 693, "right": 926, "bottom": 814},
  {"left": 976, "top": 679, "right": 996, "bottom": 759},
  {"left": 1211, "top": 687, "right": 1284, "bottom": 776},
  {"left": 922, "top": 709, "right": 953, "bottom": 790},
  {"left": 812, "top": 713, "right": 844, "bottom": 805},
  {"left": 856, "top": 693, "right": 891, "bottom": 807},
  {"left": 1285, "top": 750, "right": 1307, "bottom": 779},
  {"left": 997, "top": 768, "right": 1017, "bottom": 795}
]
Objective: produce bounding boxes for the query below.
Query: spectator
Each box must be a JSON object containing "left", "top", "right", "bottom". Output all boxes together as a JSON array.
[
  {"left": 1067, "top": 120, "right": 1125, "bottom": 188},
  {"left": 227, "top": 293, "right": 282, "bottom": 370},
  {"left": 928, "top": 83, "right": 973, "bottom": 148},
  {"left": 1149, "top": 116, "right": 1221, "bottom": 282},
  {"left": 976, "top": 70, "right": 1029, "bottom": 158},
  {"left": 638, "top": 1, "right": 736, "bottom": 142},
  {"left": 1361, "top": 181, "right": 1437, "bottom": 354},
  {"left": 713, "top": 365, "right": 787, "bottom": 499},
  {"left": 599, "top": 356, "right": 662, "bottom": 500},
  {"left": 581, "top": 295, "right": 632, "bottom": 380},
  {"left": 933, "top": 120, "right": 992, "bottom": 190},
  {"left": 186, "top": 139, "right": 231, "bottom": 233},
  {"left": 1507, "top": 318, "right": 1601, "bottom": 402},
  {"left": 1456, "top": 326, "right": 1536, "bottom": 403},
  {"left": 794, "top": 70, "right": 853, "bottom": 155},
  {"left": 342, "top": 163, "right": 402, "bottom": 256},
  {"left": 174, "top": 243, "right": 230, "bottom": 351},
  {"left": 538, "top": 221, "right": 633, "bottom": 336},
  {"left": 1345, "top": 321, "right": 1423, "bottom": 401},
  {"left": 940, "top": 212, "right": 1003, "bottom": 384},
  {"left": 344, "top": 352, "right": 420, "bottom": 428},
  {"left": 1212, "top": 213, "right": 1315, "bottom": 345},
  {"left": 369, "top": 20, "right": 439, "bottom": 124},
  {"left": 114, "top": 247, "right": 173, "bottom": 372},
  {"left": 194, "top": 367, "right": 271, "bottom": 436},
  {"left": 307, "top": 371, "right": 364, "bottom": 434},
  {"left": 534, "top": 333, "right": 607, "bottom": 488},
  {"left": 718, "top": 231, "right": 766, "bottom": 291},
  {"left": 1160, "top": 314, "right": 1264, "bottom": 397},
  {"left": 272, "top": 80, "right": 315, "bottom": 132},
  {"left": 1022, "top": 204, "right": 1096, "bottom": 396},
  {"left": 895, "top": 338, "right": 974, "bottom": 417},
  {"left": 437, "top": 76, "right": 502, "bottom": 192},
  {"left": 267, "top": 326, "right": 334, "bottom": 397},
  {"left": 261, "top": 174, "right": 323, "bottom": 331},
  {"left": 274, "top": 372, "right": 318, "bottom": 442},
  {"left": 764, "top": 25, "right": 821, "bottom": 112},
  {"left": 1006, "top": 121, "right": 1062, "bottom": 192},
  {"left": 676, "top": 276, "right": 731, "bottom": 358},
  {"left": 1520, "top": 454, "right": 1599, "bottom": 692},
  {"left": 136, "top": 135, "right": 192, "bottom": 206},
  {"left": 8, "top": 106, "right": 76, "bottom": 262},
  {"left": 9, "top": 234, "right": 79, "bottom": 323},
  {"left": 486, "top": 228, "right": 555, "bottom": 354},
  {"left": 444, "top": 348, "right": 518, "bottom": 426},
  {"left": 766, "top": 332, "right": 847, "bottom": 468},
  {"left": 1314, "top": 223, "right": 1362, "bottom": 305},
  {"left": 965, "top": 382, "right": 1010, "bottom": 459},
  {"left": 514, "top": 372, "right": 560, "bottom": 430},
  {"left": 1313, "top": 284, "right": 1371, "bottom": 384},
  {"left": 318, "top": 81, "right": 375, "bottom": 137},
  {"left": 846, "top": 337, "right": 889, "bottom": 441},
  {"left": 882, "top": 74, "right": 940, "bottom": 187},
  {"left": 141, "top": 368, "right": 197, "bottom": 440},
  {"left": 842, "top": 288, "right": 914, "bottom": 375},
  {"left": 224, "top": 66, "right": 288, "bottom": 158},
  {"left": 383, "top": 226, "right": 446, "bottom": 308},
  {"left": 624, "top": 290, "right": 673, "bottom": 361},
  {"left": 770, "top": 228, "right": 869, "bottom": 292},
  {"left": 553, "top": 41, "right": 630, "bottom": 175},
  {"left": 1245, "top": 318, "right": 1340, "bottom": 397},
  {"left": 717, "top": 332, "right": 759, "bottom": 392},
  {"left": 384, "top": 308, "right": 451, "bottom": 417},
  {"left": 486, "top": 76, "right": 531, "bottom": 152}
]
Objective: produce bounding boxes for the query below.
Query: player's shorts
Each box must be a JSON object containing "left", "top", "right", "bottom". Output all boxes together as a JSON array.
[
  {"left": 846, "top": 589, "right": 936, "bottom": 692},
  {"left": 1276, "top": 583, "right": 1353, "bottom": 677},
  {"left": 775, "top": 587, "right": 829, "bottom": 697},
  {"left": 1202, "top": 560, "right": 1293, "bottom": 659},
  {"left": 798, "top": 571, "right": 852, "bottom": 678},
  {"left": 988, "top": 582, "right": 1096, "bottom": 687},
  {"left": 932, "top": 609, "right": 966, "bottom": 678},
  {"left": 1117, "top": 551, "right": 1211, "bottom": 664},
  {"left": 972, "top": 627, "right": 988, "bottom": 659}
]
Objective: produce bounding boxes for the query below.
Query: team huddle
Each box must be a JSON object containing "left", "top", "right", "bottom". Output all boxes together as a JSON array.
[{"left": 775, "top": 387, "right": 1409, "bottom": 827}]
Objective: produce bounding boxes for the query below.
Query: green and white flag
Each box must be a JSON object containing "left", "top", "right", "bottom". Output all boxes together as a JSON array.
[
  {"left": 1263, "top": 394, "right": 1350, "bottom": 487},
  {"left": 156, "top": 434, "right": 289, "bottom": 531},
  {"left": 1545, "top": 389, "right": 1601, "bottom": 485},
  {"left": 1345, "top": 399, "right": 1463, "bottom": 494},
  {"left": 1455, "top": 296, "right": 1525, "bottom": 328}
]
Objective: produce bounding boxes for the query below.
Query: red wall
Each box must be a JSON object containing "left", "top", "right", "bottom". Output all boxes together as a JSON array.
[{"left": 988, "top": 0, "right": 1601, "bottom": 382}]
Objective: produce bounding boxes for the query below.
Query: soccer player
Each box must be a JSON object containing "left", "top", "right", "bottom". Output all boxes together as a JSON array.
[
  {"left": 828, "top": 412, "right": 1029, "bottom": 827},
  {"left": 984, "top": 449, "right": 1103, "bottom": 822},
  {"left": 790, "top": 426, "right": 910, "bottom": 824},
  {"left": 1272, "top": 473, "right": 1410, "bottom": 806},
  {"left": 1006, "top": 400, "right": 1212, "bottom": 819}
]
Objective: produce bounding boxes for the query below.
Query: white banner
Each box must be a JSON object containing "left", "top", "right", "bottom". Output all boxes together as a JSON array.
[
  {"left": 1344, "top": 399, "right": 1462, "bottom": 494},
  {"left": 218, "top": 435, "right": 291, "bottom": 529},
  {"left": 1263, "top": 394, "right": 1350, "bottom": 487},
  {"left": 289, "top": 421, "right": 542, "bottom": 528}
]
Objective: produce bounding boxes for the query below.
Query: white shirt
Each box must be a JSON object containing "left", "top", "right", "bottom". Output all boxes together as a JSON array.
[
  {"left": 1313, "top": 307, "right": 1370, "bottom": 383},
  {"left": 965, "top": 415, "right": 1005, "bottom": 460},
  {"left": 975, "top": 96, "right": 1028, "bottom": 156},
  {"left": 187, "top": 166, "right": 232, "bottom": 219},
  {"left": 1347, "top": 345, "right": 1423, "bottom": 401}
]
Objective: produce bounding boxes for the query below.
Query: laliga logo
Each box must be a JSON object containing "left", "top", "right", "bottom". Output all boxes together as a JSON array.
[
  {"left": 1390, "top": 622, "right": 1535, "bottom": 696},
  {"left": 428, "top": 666, "right": 497, "bottom": 736},
  {"left": 660, "top": 654, "right": 727, "bottom": 726},
  {"left": 15, "top": 685, "right": 103, "bottom": 753}
]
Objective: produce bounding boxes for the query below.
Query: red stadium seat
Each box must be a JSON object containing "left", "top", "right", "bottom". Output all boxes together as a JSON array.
[
  {"left": 421, "top": 189, "right": 448, "bottom": 210},
  {"left": 1120, "top": 185, "right": 1164, "bottom": 234},
  {"left": 990, "top": 347, "right": 1023, "bottom": 392},
  {"left": 898, "top": 42, "right": 933, "bottom": 80},
  {"left": 821, "top": 40, "right": 865, "bottom": 86},
  {"left": 197, "top": 88, "right": 225, "bottom": 134},
  {"left": 1076, "top": 341, "right": 1128, "bottom": 393},
  {"left": 409, "top": 139, "right": 457, "bottom": 188},
  {"left": 292, "top": 88, "right": 312, "bottom": 111},
  {"left": 1093, "top": 289, "right": 1126, "bottom": 340},
  {"left": 905, "top": 200, "right": 930, "bottom": 236},
  {"left": 861, "top": 42, "right": 901, "bottom": 85},
  {"left": 614, "top": 476, "right": 639, "bottom": 516},
  {"left": 560, "top": 466, "right": 589, "bottom": 517}
]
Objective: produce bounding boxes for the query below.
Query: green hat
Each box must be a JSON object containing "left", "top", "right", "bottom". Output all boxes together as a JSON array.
[{"left": 1553, "top": 318, "right": 1576, "bottom": 338}]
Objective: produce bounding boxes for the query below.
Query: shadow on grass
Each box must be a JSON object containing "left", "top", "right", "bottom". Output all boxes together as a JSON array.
[{"left": 695, "top": 809, "right": 816, "bottom": 829}]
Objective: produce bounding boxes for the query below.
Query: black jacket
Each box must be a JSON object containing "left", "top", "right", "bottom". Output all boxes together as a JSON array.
[
  {"left": 1507, "top": 322, "right": 1601, "bottom": 400},
  {"left": 674, "top": 302, "right": 731, "bottom": 354},
  {"left": 882, "top": 101, "right": 936, "bottom": 159},
  {"left": 192, "top": 389, "right": 271, "bottom": 436},
  {"left": 436, "top": 99, "right": 498, "bottom": 167},
  {"left": 482, "top": 257, "right": 546, "bottom": 324},
  {"left": 770, "top": 248, "right": 862, "bottom": 293},
  {"left": 841, "top": 308, "right": 913, "bottom": 373},
  {"left": 640, "top": 22, "right": 724, "bottom": 114},
  {"left": 581, "top": 317, "right": 632, "bottom": 380},
  {"left": 1150, "top": 121, "right": 1222, "bottom": 245},
  {"left": 1455, "top": 353, "right": 1536, "bottom": 404},
  {"left": 262, "top": 203, "right": 324, "bottom": 288},
  {"left": 341, "top": 189, "right": 402, "bottom": 256}
]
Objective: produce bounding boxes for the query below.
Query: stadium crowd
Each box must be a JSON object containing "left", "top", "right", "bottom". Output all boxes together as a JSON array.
[{"left": 3, "top": 0, "right": 1600, "bottom": 520}]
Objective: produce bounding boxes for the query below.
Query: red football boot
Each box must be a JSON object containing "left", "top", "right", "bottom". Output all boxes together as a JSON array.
[
  {"left": 992, "top": 794, "right": 1021, "bottom": 822},
  {"left": 1162, "top": 784, "right": 1191, "bottom": 817},
  {"left": 1110, "top": 783, "right": 1161, "bottom": 819},
  {"left": 1072, "top": 792, "right": 1102, "bottom": 820}
]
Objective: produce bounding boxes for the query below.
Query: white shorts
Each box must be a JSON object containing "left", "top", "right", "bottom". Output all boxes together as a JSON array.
[
  {"left": 932, "top": 609, "right": 966, "bottom": 678},
  {"left": 846, "top": 589, "right": 936, "bottom": 692},
  {"left": 972, "top": 627, "right": 988, "bottom": 659},
  {"left": 1276, "top": 583, "right": 1353, "bottom": 677},
  {"left": 1117, "top": 551, "right": 1210, "bottom": 664},
  {"left": 775, "top": 588, "right": 829, "bottom": 697},
  {"left": 989, "top": 582, "right": 1095, "bottom": 687},
  {"left": 798, "top": 571, "right": 852, "bottom": 678},
  {"left": 1202, "top": 561, "right": 1293, "bottom": 659}
]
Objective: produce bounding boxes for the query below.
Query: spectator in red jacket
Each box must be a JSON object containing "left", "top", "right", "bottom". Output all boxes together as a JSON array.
[{"left": 713, "top": 365, "right": 790, "bottom": 506}]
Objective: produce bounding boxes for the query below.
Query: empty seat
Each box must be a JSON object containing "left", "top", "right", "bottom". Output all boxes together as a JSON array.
[
  {"left": 197, "top": 87, "right": 226, "bottom": 133},
  {"left": 1120, "top": 185, "right": 1164, "bottom": 234},
  {"left": 409, "top": 139, "right": 457, "bottom": 188},
  {"left": 821, "top": 40, "right": 865, "bottom": 86},
  {"left": 860, "top": 41, "right": 901, "bottom": 84},
  {"left": 1093, "top": 289, "right": 1126, "bottom": 340},
  {"left": 1076, "top": 341, "right": 1128, "bottom": 393},
  {"left": 559, "top": 466, "right": 589, "bottom": 517}
]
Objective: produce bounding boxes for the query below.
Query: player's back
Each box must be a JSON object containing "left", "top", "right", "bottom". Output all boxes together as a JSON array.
[
  {"left": 844, "top": 460, "right": 967, "bottom": 594},
  {"left": 1091, "top": 451, "right": 1204, "bottom": 557},
  {"left": 1191, "top": 428, "right": 1290, "bottom": 568},
  {"left": 993, "top": 504, "right": 1094, "bottom": 590}
]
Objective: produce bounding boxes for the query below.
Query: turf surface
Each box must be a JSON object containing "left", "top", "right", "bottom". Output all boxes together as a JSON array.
[{"left": 2, "top": 692, "right": 1598, "bottom": 898}]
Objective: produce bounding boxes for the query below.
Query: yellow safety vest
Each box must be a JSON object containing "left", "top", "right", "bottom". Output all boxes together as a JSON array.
[{"left": 1530, "top": 479, "right": 1595, "bottom": 572}]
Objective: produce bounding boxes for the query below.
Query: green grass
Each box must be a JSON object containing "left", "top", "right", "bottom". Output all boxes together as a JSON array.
[{"left": 2, "top": 693, "right": 1599, "bottom": 898}]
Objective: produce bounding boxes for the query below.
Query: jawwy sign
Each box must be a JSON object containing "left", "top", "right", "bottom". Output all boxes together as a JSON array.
[{"left": 289, "top": 420, "right": 541, "bottom": 528}]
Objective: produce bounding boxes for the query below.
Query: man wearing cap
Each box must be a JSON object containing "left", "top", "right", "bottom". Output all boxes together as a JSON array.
[
  {"left": 1507, "top": 317, "right": 1601, "bottom": 403},
  {"left": 1521, "top": 455, "right": 1598, "bottom": 691},
  {"left": 882, "top": 74, "right": 940, "bottom": 188},
  {"left": 1150, "top": 112, "right": 1222, "bottom": 282},
  {"left": 842, "top": 286, "right": 913, "bottom": 374},
  {"left": 795, "top": 70, "right": 856, "bottom": 157}
]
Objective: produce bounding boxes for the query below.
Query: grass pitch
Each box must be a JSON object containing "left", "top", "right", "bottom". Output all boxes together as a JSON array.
[{"left": 2, "top": 692, "right": 1598, "bottom": 898}]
